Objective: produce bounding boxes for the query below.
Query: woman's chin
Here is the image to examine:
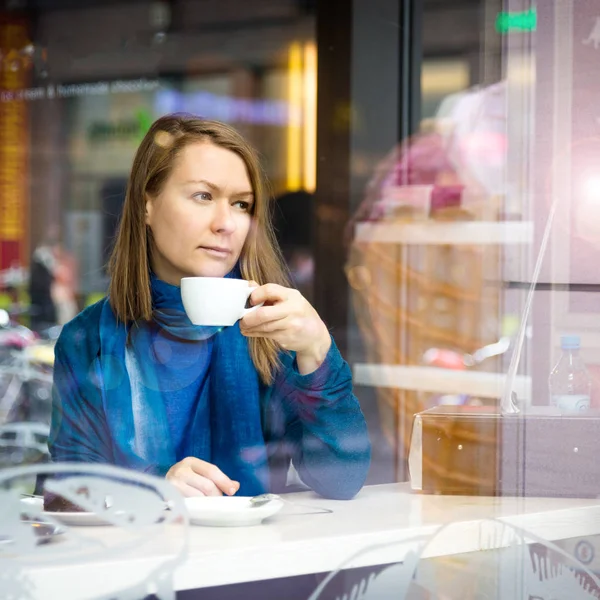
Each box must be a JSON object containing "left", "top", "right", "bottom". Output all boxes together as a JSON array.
[{"left": 188, "top": 265, "right": 233, "bottom": 279}]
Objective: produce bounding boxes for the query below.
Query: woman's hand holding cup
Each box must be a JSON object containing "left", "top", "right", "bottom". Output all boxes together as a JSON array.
[{"left": 240, "top": 282, "right": 332, "bottom": 375}]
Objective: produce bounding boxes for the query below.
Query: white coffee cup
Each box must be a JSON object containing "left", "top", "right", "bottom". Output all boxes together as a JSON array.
[{"left": 180, "top": 277, "right": 262, "bottom": 326}]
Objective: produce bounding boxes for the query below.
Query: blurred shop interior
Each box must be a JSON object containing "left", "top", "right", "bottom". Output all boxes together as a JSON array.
[{"left": 1, "top": 0, "right": 599, "bottom": 496}]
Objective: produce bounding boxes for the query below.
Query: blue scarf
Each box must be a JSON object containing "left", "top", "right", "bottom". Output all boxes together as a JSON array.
[{"left": 97, "top": 272, "right": 270, "bottom": 496}]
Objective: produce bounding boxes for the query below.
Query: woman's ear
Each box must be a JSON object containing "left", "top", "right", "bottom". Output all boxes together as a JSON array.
[{"left": 145, "top": 194, "right": 153, "bottom": 226}]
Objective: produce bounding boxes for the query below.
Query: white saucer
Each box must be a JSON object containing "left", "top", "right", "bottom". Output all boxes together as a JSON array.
[
  {"left": 184, "top": 496, "right": 284, "bottom": 527},
  {"left": 20, "top": 497, "right": 112, "bottom": 526}
]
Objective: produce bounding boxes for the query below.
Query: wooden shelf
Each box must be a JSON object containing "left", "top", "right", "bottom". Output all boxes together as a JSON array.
[
  {"left": 353, "top": 363, "right": 532, "bottom": 402},
  {"left": 354, "top": 221, "right": 533, "bottom": 245}
]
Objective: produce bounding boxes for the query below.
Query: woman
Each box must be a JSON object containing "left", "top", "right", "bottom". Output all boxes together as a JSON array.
[{"left": 49, "top": 114, "right": 371, "bottom": 500}]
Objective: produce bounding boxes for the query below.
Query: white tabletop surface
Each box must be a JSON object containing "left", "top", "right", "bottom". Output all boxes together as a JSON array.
[{"left": 20, "top": 483, "right": 600, "bottom": 598}]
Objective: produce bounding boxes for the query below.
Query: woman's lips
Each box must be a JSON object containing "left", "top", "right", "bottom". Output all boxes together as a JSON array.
[{"left": 199, "top": 246, "right": 231, "bottom": 258}]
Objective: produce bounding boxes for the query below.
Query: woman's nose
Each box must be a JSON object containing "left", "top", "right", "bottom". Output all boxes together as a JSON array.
[{"left": 210, "top": 202, "right": 236, "bottom": 234}]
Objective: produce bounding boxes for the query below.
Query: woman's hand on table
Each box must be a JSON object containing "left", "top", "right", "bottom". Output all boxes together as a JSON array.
[
  {"left": 166, "top": 457, "right": 240, "bottom": 497},
  {"left": 240, "top": 282, "right": 332, "bottom": 375}
]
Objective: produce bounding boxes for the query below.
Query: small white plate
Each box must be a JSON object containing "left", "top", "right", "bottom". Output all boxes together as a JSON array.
[
  {"left": 20, "top": 497, "right": 112, "bottom": 526},
  {"left": 185, "top": 496, "right": 284, "bottom": 527}
]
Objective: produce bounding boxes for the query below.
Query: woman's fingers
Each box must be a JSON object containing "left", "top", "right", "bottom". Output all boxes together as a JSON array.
[
  {"left": 249, "top": 283, "right": 290, "bottom": 306},
  {"left": 182, "top": 473, "right": 222, "bottom": 496},
  {"left": 240, "top": 283, "right": 329, "bottom": 362},
  {"left": 188, "top": 458, "right": 240, "bottom": 496},
  {"left": 241, "top": 305, "right": 288, "bottom": 330},
  {"left": 166, "top": 457, "right": 240, "bottom": 497},
  {"left": 242, "top": 329, "right": 288, "bottom": 340},
  {"left": 242, "top": 323, "right": 287, "bottom": 336},
  {"left": 171, "top": 480, "right": 207, "bottom": 498},
  {"left": 242, "top": 314, "right": 292, "bottom": 335}
]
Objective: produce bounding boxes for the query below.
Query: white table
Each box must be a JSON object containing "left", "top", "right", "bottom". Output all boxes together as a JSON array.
[{"left": 20, "top": 483, "right": 600, "bottom": 598}]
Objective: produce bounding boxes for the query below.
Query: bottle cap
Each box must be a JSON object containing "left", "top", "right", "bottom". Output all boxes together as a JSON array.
[{"left": 561, "top": 335, "right": 581, "bottom": 350}]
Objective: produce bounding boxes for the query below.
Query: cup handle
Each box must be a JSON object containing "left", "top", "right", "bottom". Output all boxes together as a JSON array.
[{"left": 241, "top": 287, "right": 264, "bottom": 319}]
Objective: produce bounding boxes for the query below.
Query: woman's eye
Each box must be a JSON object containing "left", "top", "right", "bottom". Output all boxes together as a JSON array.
[
  {"left": 193, "top": 192, "right": 212, "bottom": 201},
  {"left": 234, "top": 201, "right": 251, "bottom": 211}
]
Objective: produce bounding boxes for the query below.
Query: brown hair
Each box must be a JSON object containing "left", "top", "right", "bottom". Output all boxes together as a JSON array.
[{"left": 108, "top": 114, "right": 290, "bottom": 384}]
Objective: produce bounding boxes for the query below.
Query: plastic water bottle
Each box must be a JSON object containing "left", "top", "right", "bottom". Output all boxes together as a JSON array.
[{"left": 548, "top": 335, "right": 591, "bottom": 412}]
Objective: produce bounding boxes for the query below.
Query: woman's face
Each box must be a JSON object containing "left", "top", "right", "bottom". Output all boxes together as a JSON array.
[{"left": 145, "top": 141, "right": 254, "bottom": 286}]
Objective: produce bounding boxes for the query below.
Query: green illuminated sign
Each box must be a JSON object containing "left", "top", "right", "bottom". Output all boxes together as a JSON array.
[
  {"left": 496, "top": 7, "right": 537, "bottom": 34},
  {"left": 88, "top": 108, "right": 153, "bottom": 143}
]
